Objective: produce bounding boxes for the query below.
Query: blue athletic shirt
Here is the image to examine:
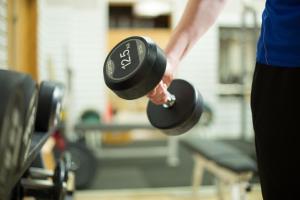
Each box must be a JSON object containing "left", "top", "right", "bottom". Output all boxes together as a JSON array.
[{"left": 257, "top": 0, "right": 300, "bottom": 67}]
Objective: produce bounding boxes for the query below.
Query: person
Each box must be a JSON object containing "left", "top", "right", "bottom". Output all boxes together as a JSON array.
[{"left": 147, "top": 0, "right": 300, "bottom": 199}]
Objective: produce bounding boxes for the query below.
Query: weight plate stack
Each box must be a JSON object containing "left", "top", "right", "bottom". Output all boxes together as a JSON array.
[
  {"left": 0, "top": 70, "right": 26, "bottom": 199},
  {"left": 19, "top": 76, "right": 38, "bottom": 168},
  {"left": 35, "top": 81, "right": 64, "bottom": 133}
]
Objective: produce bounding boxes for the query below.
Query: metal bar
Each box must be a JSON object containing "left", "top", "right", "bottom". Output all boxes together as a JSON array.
[
  {"left": 29, "top": 167, "right": 54, "bottom": 179},
  {"left": 163, "top": 91, "right": 176, "bottom": 108},
  {"left": 21, "top": 179, "right": 53, "bottom": 190},
  {"left": 74, "top": 123, "right": 154, "bottom": 132},
  {"left": 167, "top": 137, "right": 179, "bottom": 166},
  {"left": 95, "top": 146, "right": 169, "bottom": 159}
]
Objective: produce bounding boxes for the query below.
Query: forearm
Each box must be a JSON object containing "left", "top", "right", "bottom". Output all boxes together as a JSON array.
[{"left": 165, "top": 0, "right": 227, "bottom": 67}]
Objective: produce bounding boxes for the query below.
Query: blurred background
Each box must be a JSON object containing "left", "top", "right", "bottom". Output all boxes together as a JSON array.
[{"left": 0, "top": 0, "right": 265, "bottom": 199}]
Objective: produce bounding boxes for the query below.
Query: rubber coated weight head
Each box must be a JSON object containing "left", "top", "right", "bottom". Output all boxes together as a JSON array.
[
  {"left": 19, "top": 76, "right": 38, "bottom": 167},
  {"left": 0, "top": 70, "right": 25, "bottom": 199},
  {"left": 67, "top": 141, "right": 97, "bottom": 189},
  {"left": 103, "top": 36, "right": 166, "bottom": 100},
  {"left": 35, "top": 81, "right": 64, "bottom": 132},
  {"left": 53, "top": 160, "right": 67, "bottom": 200},
  {"left": 147, "top": 79, "right": 204, "bottom": 135}
]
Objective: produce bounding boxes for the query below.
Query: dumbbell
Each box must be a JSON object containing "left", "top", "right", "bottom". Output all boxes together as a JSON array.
[
  {"left": 19, "top": 74, "right": 38, "bottom": 167},
  {"left": 21, "top": 159, "right": 71, "bottom": 200},
  {"left": 103, "top": 36, "right": 204, "bottom": 135},
  {"left": 0, "top": 70, "right": 26, "bottom": 199},
  {"left": 66, "top": 141, "right": 97, "bottom": 189},
  {"left": 35, "top": 81, "right": 64, "bottom": 133}
]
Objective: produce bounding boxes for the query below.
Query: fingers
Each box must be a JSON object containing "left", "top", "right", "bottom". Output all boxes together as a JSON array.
[{"left": 147, "top": 81, "right": 168, "bottom": 105}]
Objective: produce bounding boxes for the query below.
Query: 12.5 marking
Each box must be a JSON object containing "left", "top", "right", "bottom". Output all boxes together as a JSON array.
[{"left": 120, "top": 43, "right": 131, "bottom": 70}]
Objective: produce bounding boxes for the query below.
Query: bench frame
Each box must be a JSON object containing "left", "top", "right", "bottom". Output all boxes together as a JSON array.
[{"left": 192, "top": 154, "right": 253, "bottom": 200}]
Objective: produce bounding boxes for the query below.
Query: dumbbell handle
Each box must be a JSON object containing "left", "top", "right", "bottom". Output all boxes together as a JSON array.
[
  {"left": 21, "top": 178, "right": 53, "bottom": 189},
  {"left": 163, "top": 91, "right": 176, "bottom": 108},
  {"left": 29, "top": 167, "right": 53, "bottom": 179}
]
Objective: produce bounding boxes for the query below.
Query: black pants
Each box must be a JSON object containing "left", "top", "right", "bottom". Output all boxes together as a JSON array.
[{"left": 251, "top": 63, "right": 300, "bottom": 200}]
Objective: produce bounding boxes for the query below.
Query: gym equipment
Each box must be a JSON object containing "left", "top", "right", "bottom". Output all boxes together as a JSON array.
[
  {"left": 19, "top": 75, "right": 38, "bottom": 168},
  {"left": 147, "top": 79, "right": 203, "bottom": 135},
  {"left": 199, "top": 103, "right": 213, "bottom": 127},
  {"left": 182, "top": 138, "right": 257, "bottom": 200},
  {"left": 103, "top": 36, "right": 204, "bottom": 135},
  {"left": 0, "top": 70, "right": 26, "bottom": 199},
  {"left": 22, "top": 159, "right": 68, "bottom": 200},
  {"left": 35, "top": 81, "right": 64, "bottom": 132},
  {"left": 66, "top": 141, "right": 97, "bottom": 189},
  {"left": 81, "top": 109, "right": 101, "bottom": 124}
]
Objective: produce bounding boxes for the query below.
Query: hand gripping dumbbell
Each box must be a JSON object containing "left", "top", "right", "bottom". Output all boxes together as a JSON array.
[{"left": 103, "top": 36, "right": 204, "bottom": 135}]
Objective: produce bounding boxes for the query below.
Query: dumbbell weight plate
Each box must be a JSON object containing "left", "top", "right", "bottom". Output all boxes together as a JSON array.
[
  {"left": 35, "top": 81, "right": 63, "bottom": 132},
  {"left": 19, "top": 77, "right": 38, "bottom": 168},
  {"left": 147, "top": 79, "right": 204, "bottom": 135},
  {"left": 22, "top": 160, "right": 68, "bottom": 200},
  {"left": 53, "top": 160, "right": 67, "bottom": 200},
  {"left": 0, "top": 70, "right": 25, "bottom": 199},
  {"left": 104, "top": 36, "right": 166, "bottom": 100},
  {"left": 0, "top": 71, "right": 37, "bottom": 170},
  {"left": 66, "top": 141, "right": 97, "bottom": 189}
]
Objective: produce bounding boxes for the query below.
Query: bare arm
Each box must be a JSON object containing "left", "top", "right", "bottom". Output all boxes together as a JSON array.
[
  {"left": 148, "top": 0, "right": 227, "bottom": 105},
  {"left": 166, "top": 0, "right": 227, "bottom": 68}
]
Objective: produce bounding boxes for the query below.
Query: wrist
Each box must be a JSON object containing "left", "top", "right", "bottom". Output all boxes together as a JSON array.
[{"left": 166, "top": 53, "right": 180, "bottom": 72}]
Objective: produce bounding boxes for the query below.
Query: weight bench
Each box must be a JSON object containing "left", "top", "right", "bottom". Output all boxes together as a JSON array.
[{"left": 181, "top": 138, "right": 257, "bottom": 200}]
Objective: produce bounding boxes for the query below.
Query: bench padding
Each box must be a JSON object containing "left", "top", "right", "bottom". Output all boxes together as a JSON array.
[{"left": 182, "top": 138, "right": 257, "bottom": 173}]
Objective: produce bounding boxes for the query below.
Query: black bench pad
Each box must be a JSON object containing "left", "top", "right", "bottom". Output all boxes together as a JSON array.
[{"left": 181, "top": 138, "right": 257, "bottom": 173}]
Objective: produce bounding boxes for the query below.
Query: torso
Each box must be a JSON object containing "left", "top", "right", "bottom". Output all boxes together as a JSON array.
[{"left": 257, "top": 0, "right": 300, "bottom": 67}]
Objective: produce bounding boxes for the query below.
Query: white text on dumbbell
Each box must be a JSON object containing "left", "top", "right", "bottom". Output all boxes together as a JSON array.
[{"left": 120, "top": 43, "right": 131, "bottom": 70}]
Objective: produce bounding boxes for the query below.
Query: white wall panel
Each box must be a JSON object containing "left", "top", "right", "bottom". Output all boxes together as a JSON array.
[
  {"left": 0, "top": 0, "right": 8, "bottom": 69},
  {"left": 38, "top": 0, "right": 108, "bottom": 128}
]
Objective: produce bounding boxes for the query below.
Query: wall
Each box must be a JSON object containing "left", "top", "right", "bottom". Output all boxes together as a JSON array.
[
  {"left": 172, "top": 0, "right": 265, "bottom": 139},
  {"left": 38, "top": 0, "right": 107, "bottom": 129},
  {"left": 0, "top": 0, "right": 8, "bottom": 69}
]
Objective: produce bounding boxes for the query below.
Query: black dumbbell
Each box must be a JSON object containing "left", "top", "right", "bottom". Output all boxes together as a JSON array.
[
  {"left": 0, "top": 70, "right": 26, "bottom": 199},
  {"left": 19, "top": 75, "right": 38, "bottom": 167},
  {"left": 35, "top": 81, "right": 64, "bottom": 133},
  {"left": 22, "top": 160, "right": 69, "bottom": 200},
  {"left": 66, "top": 141, "right": 97, "bottom": 189},
  {"left": 103, "top": 36, "right": 204, "bottom": 135}
]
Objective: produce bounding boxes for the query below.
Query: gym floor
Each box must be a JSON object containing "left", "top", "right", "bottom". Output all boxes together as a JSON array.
[
  {"left": 75, "top": 187, "right": 263, "bottom": 200},
  {"left": 74, "top": 139, "right": 261, "bottom": 199},
  {"left": 87, "top": 139, "right": 257, "bottom": 189}
]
